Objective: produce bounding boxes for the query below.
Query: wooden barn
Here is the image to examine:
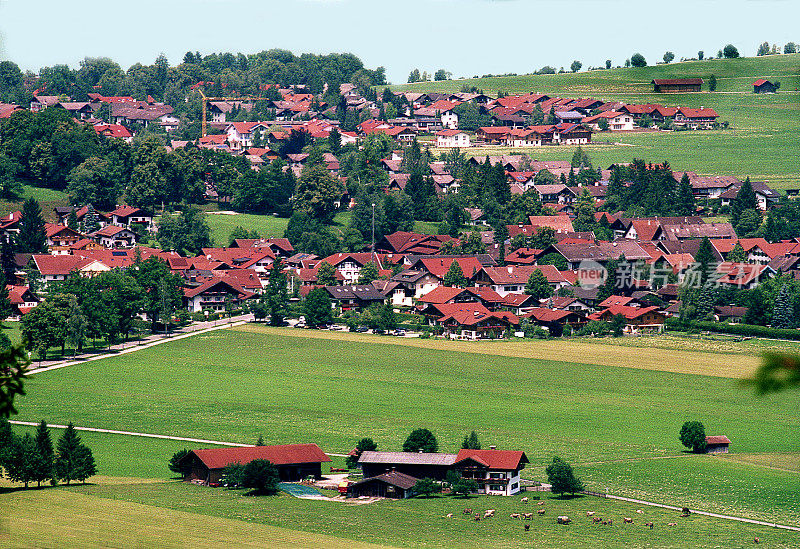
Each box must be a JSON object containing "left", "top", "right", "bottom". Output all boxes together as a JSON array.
[
  {"left": 357, "top": 451, "right": 457, "bottom": 481},
  {"left": 753, "top": 79, "right": 779, "bottom": 93},
  {"left": 652, "top": 78, "right": 703, "bottom": 93},
  {"left": 347, "top": 470, "right": 418, "bottom": 499},
  {"left": 705, "top": 435, "right": 731, "bottom": 454},
  {"left": 179, "top": 444, "right": 331, "bottom": 484}
]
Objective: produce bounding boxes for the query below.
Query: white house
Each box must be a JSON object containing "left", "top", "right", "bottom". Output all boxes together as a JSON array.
[
  {"left": 436, "top": 129, "right": 470, "bottom": 148},
  {"left": 452, "top": 448, "right": 529, "bottom": 496},
  {"left": 582, "top": 111, "right": 634, "bottom": 131}
]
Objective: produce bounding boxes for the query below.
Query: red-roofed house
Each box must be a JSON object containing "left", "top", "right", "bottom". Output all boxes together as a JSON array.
[
  {"left": 93, "top": 124, "right": 133, "bottom": 143},
  {"left": 7, "top": 285, "right": 39, "bottom": 319},
  {"left": 110, "top": 206, "right": 154, "bottom": 232},
  {"left": 436, "top": 129, "right": 470, "bottom": 148},
  {"left": 178, "top": 443, "right": 331, "bottom": 484},
  {"left": 582, "top": 111, "right": 634, "bottom": 131},
  {"left": 674, "top": 107, "right": 718, "bottom": 129},
  {"left": 589, "top": 305, "right": 666, "bottom": 332},
  {"left": 433, "top": 303, "right": 519, "bottom": 339},
  {"left": 183, "top": 277, "right": 255, "bottom": 313},
  {"left": 452, "top": 448, "right": 529, "bottom": 496}
]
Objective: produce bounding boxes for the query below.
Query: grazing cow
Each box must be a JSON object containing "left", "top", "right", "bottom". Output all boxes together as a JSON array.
[
  {"left": 463, "top": 508, "right": 472, "bottom": 515},
  {"left": 510, "top": 513, "right": 521, "bottom": 519},
  {"left": 754, "top": 538, "right": 759, "bottom": 544},
  {"left": 474, "top": 515, "right": 481, "bottom": 522},
  {"left": 537, "top": 508, "right": 546, "bottom": 516},
  {"left": 646, "top": 522, "right": 653, "bottom": 529},
  {"left": 523, "top": 513, "right": 533, "bottom": 519},
  {"left": 636, "top": 509, "right": 643, "bottom": 514},
  {"left": 483, "top": 510, "right": 495, "bottom": 519},
  {"left": 521, "top": 497, "right": 529, "bottom": 503},
  {"left": 623, "top": 517, "right": 633, "bottom": 524},
  {"left": 667, "top": 522, "right": 677, "bottom": 526},
  {"left": 602, "top": 521, "right": 608, "bottom": 526},
  {"left": 524, "top": 524, "right": 530, "bottom": 532},
  {"left": 445, "top": 514, "right": 453, "bottom": 518},
  {"left": 537, "top": 501, "right": 545, "bottom": 506},
  {"left": 557, "top": 516, "right": 571, "bottom": 525},
  {"left": 586, "top": 511, "right": 595, "bottom": 517},
  {"left": 592, "top": 516, "right": 602, "bottom": 523},
  {"left": 608, "top": 519, "right": 613, "bottom": 526}
]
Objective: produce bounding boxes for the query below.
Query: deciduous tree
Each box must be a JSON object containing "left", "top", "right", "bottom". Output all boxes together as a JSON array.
[
  {"left": 679, "top": 421, "right": 706, "bottom": 453},
  {"left": 402, "top": 428, "right": 438, "bottom": 453},
  {"left": 545, "top": 456, "right": 584, "bottom": 497}
]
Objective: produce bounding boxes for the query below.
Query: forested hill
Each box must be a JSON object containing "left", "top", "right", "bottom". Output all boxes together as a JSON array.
[{"left": 0, "top": 50, "right": 386, "bottom": 105}]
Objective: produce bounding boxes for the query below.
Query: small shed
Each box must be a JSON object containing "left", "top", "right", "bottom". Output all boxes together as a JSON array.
[
  {"left": 347, "top": 470, "right": 419, "bottom": 499},
  {"left": 753, "top": 79, "right": 779, "bottom": 94},
  {"left": 652, "top": 78, "right": 703, "bottom": 93},
  {"left": 705, "top": 435, "right": 731, "bottom": 454}
]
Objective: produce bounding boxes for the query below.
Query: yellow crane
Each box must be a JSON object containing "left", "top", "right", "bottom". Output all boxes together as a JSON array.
[{"left": 198, "top": 89, "right": 275, "bottom": 137}]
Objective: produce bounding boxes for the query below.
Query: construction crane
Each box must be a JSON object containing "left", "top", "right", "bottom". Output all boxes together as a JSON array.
[{"left": 198, "top": 89, "right": 275, "bottom": 137}]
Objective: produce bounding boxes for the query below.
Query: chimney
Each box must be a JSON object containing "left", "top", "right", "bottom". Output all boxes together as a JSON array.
[{"left": 490, "top": 445, "right": 497, "bottom": 450}]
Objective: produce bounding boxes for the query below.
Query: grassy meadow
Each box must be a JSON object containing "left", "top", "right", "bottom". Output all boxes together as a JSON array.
[
  {"left": 394, "top": 54, "right": 800, "bottom": 189},
  {"left": 7, "top": 326, "right": 800, "bottom": 538}
]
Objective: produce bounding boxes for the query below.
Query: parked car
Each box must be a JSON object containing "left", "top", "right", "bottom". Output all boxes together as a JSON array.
[
  {"left": 354, "top": 326, "right": 369, "bottom": 333},
  {"left": 330, "top": 324, "right": 344, "bottom": 331},
  {"left": 393, "top": 329, "right": 406, "bottom": 337}
]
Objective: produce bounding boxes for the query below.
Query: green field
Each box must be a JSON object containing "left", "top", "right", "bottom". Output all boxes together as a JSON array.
[
  {"left": 0, "top": 185, "right": 70, "bottom": 223},
  {"left": 7, "top": 325, "right": 800, "bottom": 545},
  {"left": 204, "top": 212, "right": 290, "bottom": 246},
  {"left": 393, "top": 55, "right": 800, "bottom": 189}
]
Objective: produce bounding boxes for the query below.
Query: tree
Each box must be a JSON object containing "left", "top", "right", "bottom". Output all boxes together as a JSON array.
[
  {"left": 771, "top": 284, "right": 794, "bottom": 328},
  {"left": 605, "top": 60, "right": 612, "bottom": 69},
  {"left": 525, "top": 269, "right": 553, "bottom": 301},
  {"left": 698, "top": 50, "right": 705, "bottom": 60},
  {"left": 663, "top": 51, "right": 675, "bottom": 63},
  {"left": 303, "top": 287, "right": 333, "bottom": 328},
  {"left": 756, "top": 41, "right": 770, "bottom": 56},
  {"left": 723, "top": 44, "right": 740, "bottom": 58},
  {"left": 358, "top": 262, "right": 379, "bottom": 284},
  {"left": 442, "top": 261, "right": 468, "bottom": 288},
  {"left": 610, "top": 313, "right": 626, "bottom": 337},
  {"left": 414, "top": 477, "right": 440, "bottom": 497},
  {"left": 736, "top": 209, "right": 762, "bottom": 237},
  {"left": 83, "top": 204, "right": 100, "bottom": 233},
  {"left": 156, "top": 207, "right": 212, "bottom": 256},
  {"left": 265, "top": 258, "right": 289, "bottom": 326},
  {"left": 133, "top": 256, "right": 184, "bottom": 332},
  {"left": 65, "top": 296, "right": 88, "bottom": 356},
  {"left": 730, "top": 178, "right": 758, "bottom": 227},
  {"left": 675, "top": 173, "right": 695, "bottom": 216},
  {"left": 55, "top": 423, "right": 92, "bottom": 484},
  {"left": 727, "top": 242, "right": 746, "bottom": 263},
  {"left": 18, "top": 198, "right": 47, "bottom": 254},
  {"left": 545, "top": 456, "right": 584, "bottom": 497},
  {"left": 434, "top": 69, "right": 451, "bottom": 81},
  {"left": 293, "top": 165, "right": 344, "bottom": 223},
  {"left": 168, "top": 449, "right": 191, "bottom": 477},
  {"left": 0, "top": 342, "right": 31, "bottom": 418},
  {"left": 570, "top": 60, "right": 582, "bottom": 73},
  {"left": 32, "top": 420, "right": 54, "bottom": 487},
  {"left": 346, "top": 437, "right": 377, "bottom": 468},
  {"left": 679, "top": 421, "right": 706, "bottom": 453},
  {"left": 256, "top": 435, "right": 265, "bottom": 446},
  {"left": 242, "top": 459, "right": 280, "bottom": 495},
  {"left": 708, "top": 74, "right": 717, "bottom": 92},
  {"left": 403, "top": 428, "right": 438, "bottom": 453},
  {"left": 221, "top": 462, "right": 246, "bottom": 487},
  {"left": 693, "top": 237, "right": 717, "bottom": 288},
  {"left": 4, "top": 432, "right": 40, "bottom": 488},
  {"left": 785, "top": 42, "right": 798, "bottom": 54},
  {"left": 317, "top": 262, "right": 338, "bottom": 287},
  {"left": 630, "top": 53, "right": 647, "bottom": 67},
  {"left": 451, "top": 477, "right": 479, "bottom": 497},
  {"left": 461, "top": 431, "right": 481, "bottom": 450},
  {"left": 407, "top": 69, "right": 421, "bottom": 83}
]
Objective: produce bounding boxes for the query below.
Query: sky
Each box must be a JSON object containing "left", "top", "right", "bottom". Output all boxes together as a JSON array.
[{"left": 1, "top": 0, "right": 798, "bottom": 84}]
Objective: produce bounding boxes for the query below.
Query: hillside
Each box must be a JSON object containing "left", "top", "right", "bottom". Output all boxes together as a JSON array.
[{"left": 391, "top": 55, "right": 800, "bottom": 189}]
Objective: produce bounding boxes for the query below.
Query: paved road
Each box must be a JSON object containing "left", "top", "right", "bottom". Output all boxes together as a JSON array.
[{"left": 29, "top": 314, "right": 254, "bottom": 374}]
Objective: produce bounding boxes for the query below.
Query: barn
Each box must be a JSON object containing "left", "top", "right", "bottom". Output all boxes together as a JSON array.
[
  {"left": 753, "top": 79, "right": 779, "bottom": 93},
  {"left": 347, "top": 470, "right": 418, "bottom": 499},
  {"left": 357, "top": 451, "right": 457, "bottom": 480},
  {"left": 179, "top": 444, "right": 331, "bottom": 484},
  {"left": 705, "top": 435, "right": 731, "bottom": 454},
  {"left": 652, "top": 78, "right": 703, "bottom": 93}
]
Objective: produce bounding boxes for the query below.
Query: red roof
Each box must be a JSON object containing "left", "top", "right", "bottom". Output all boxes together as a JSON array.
[
  {"left": 454, "top": 449, "right": 529, "bottom": 470},
  {"left": 93, "top": 124, "right": 132, "bottom": 139},
  {"left": 652, "top": 78, "right": 703, "bottom": 86},
  {"left": 678, "top": 107, "right": 718, "bottom": 119},
  {"left": 705, "top": 435, "right": 731, "bottom": 445},
  {"left": 419, "top": 257, "right": 483, "bottom": 279},
  {"left": 753, "top": 79, "right": 768, "bottom": 86},
  {"left": 111, "top": 205, "right": 144, "bottom": 217},
  {"left": 188, "top": 444, "right": 331, "bottom": 470}
]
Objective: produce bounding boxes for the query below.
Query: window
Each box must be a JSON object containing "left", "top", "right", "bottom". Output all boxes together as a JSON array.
[
  {"left": 489, "top": 473, "right": 504, "bottom": 479},
  {"left": 490, "top": 485, "right": 503, "bottom": 491},
  {"left": 511, "top": 483, "right": 518, "bottom": 490}
]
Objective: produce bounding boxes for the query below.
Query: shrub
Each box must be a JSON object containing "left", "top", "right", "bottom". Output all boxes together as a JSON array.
[{"left": 667, "top": 318, "right": 800, "bottom": 340}]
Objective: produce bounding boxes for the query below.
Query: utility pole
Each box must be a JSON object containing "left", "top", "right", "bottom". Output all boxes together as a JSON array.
[{"left": 371, "top": 203, "right": 376, "bottom": 256}]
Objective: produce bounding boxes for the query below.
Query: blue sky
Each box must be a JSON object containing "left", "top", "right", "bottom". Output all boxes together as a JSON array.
[{"left": 1, "top": 0, "right": 798, "bottom": 83}]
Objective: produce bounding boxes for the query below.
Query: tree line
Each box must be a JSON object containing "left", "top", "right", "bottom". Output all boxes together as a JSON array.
[{"left": 0, "top": 419, "right": 96, "bottom": 488}]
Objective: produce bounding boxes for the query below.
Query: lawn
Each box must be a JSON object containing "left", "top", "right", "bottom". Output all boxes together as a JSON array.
[
  {"left": 0, "top": 185, "right": 70, "bottom": 222},
  {"left": 9, "top": 326, "right": 800, "bottom": 528},
  {"left": 204, "top": 212, "right": 290, "bottom": 246},
  {"left": 394, "top": 54, "right": 800, "bottom": 189}
]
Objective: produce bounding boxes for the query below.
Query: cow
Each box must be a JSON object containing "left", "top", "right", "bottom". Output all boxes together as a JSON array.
[
  {"left": 523, "top": 513, "right": 533, "bottom": 519},
  {"left": 623, "top": 517, "right": 633, "bottom": 524},
  {"left": 463, "top": 508, "right": 472, "bottom": 515},
  {"left": 646, "top": 522, "right": 653, "bottom": 529},
  {"left": 557, "top": 516, "right": 571, "bottom": 525},
  {"left": 521, "top": 497, "right": 529, "bottom": 503},
  {"left": 586, "top": 511, "right": 595, "bottom": 517},
  {"left": 510, "top": 513, "right": 521, "bottom": 519},
  {"left": 636, "top": 509, "right": 643, "bottom": 514},
  {"left": 537, "top": 501, "right": 545, "bottom": 506},
  {"left": 445, "top": 514, "right": 453, "bottom": 518},
  {"left": 537, "top": 508, "right": 546, "bottom": 516},
  {"left": 667, "top": 522, "right": 677, "bottom": 526},
  {"left": 524, "top": 524, "right": 530, "bottom": 532},
  {"left": 592, "top": 516, "right": 602, "bottom": 523}
]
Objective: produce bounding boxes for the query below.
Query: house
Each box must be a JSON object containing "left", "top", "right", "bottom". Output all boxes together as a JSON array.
[
  {"left": 589, "top": 305, "right": 666, "bottom": 332},
  {"left": 714, "top": 262, "right": 774, "bottom": 289},
  {"left": 30, "top": 95, "right": 60, "bottom": 112},
  {"left": 474, "top": 265, "right": 571, "bottom": 296},
  {"left": 347, "top": 470, "right": 418, "bottom": 499},
  {"left": 436, "top": 129, "right": 470, "bottom": 148},
  {"left": 553, "top": 123, "right": 591, "bottom": 145},
  {"left": 7, "top": 285, "right": 39, "bottom": 319},
  {"left": 45, "top": 224, "right": 83, "bottom": 252},
  {"left": 92, "top": 225, "right": 136, "bottom": 248},
  {"left": 582, "top": 111, "right": 634, "bottom": 131},
  {"left": 451, "top": 448, "right": 529, "bottom": 496},
  {"left": 93, "top": 124, "right": 133, "bottom": 142},
  {"left": 434, "top": 302, "right": 519, "bottom": 339},
  {"left": 753, "top": 79, "right": 779, "bottom": 94},
  {"left": 387, "top": 269, "right": 441, "bottom": 307},
  {"left": 178, "top": 444, "right": 331, "bottom": 484},
  {"left": 31, "top": 254, "right": 111, "bottom": 287},
  {"left": 674, "top": 107, "right": 718, "bottom": 129},
  {"left": 324, "top": 285, "right": 386, "bottom": 311},
  {"left": 651, "top": 78, "right": 703, "bottom": 93},
  {"left": 110, "top": 206, "right": 154, "bottom": 232},
  {"left": 718, "top": 182, "right": 780, "bottom": 211},
  {"left": 476, "top": 126, "right": 511, "bottom": 144},
  {"left": 705, "top": 435, "right": 731, "bottom": 454},
  {"left": 357, "top": 451, "right": 457, "bottom": 481},
  {"left": 183, "top": 277, "right": 255, "bottom": 312},
  {"left": 522, "top": 308, "right": 585, "bottom": 336}
]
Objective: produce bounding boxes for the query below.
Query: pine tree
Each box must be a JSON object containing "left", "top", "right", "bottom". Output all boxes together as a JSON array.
[
  {"left": 461, "top": 431, "right": 481, "bottom": 449},
  {"left": 18, "top": 198, "right": 47, "bottom": 254},
  {"left": 727, "top": 242, "right": 746, "bottom": 262},
  {"left": 675, "top": 173, "right": 695, "bottom": 216},
  {"left": 5, "top": 432, "right": 41, "bottom": 488},
  {"left": 0, "top": 272, "right": 12, "bottom": 322},
  {"left": 54, "top": 423, "right": 84, "bottom": 485},
  {"left": 84, "top": 204, "right": 100, "bottom": 234},
  {"left": 67, "top": 210, "right": 79, "bottom": 230},
  {"left": 597, "top": 258, "right": 618, "bottom": 301},
  {"left": 731, "top": 178, "right": 757, "bottom": 227},
  {"left": 525, "top": 269, "right": 554, "bottom": 300},
  {"left": 1, "top": 238, "right": 16, "bottom": 284},
  {"left": 442, "top": 261, "right": 467, "bottom": 288},
  {"left": 771, "top": 284, "right": 794, "bottom": 328},
  {"left": 33, "top": 420, "right": 54, "bottom": 487},
  {"left": 693, "top": 237, "right": 717, "bottom": 287},
  {"left": 265, "top": 258, "right": 288, "bottom": 326}
]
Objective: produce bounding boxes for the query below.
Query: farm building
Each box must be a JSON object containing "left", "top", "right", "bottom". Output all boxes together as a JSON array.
[
  {"left": 753, "top": 79, "right": 779, "bottom": 93},
  {"left": 705, "top": 435, "right": 731, "bottom": 454},
  {"left": 651, "top": 78, "right": 703, "bottom": 93},
  {"left": 451, "top": 448, "right": 530, "bottom": 496},
  {"left": 357, "top": 451, "right": 457, "bottom": 481},
  {"left": 178, "top": 444, "right": 331, "bottom": 484},
  {"left": 347, "top": 470, "right": 418, "bottom": 499}
]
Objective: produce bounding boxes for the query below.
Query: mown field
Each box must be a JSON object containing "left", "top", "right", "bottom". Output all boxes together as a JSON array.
[
  {"left": 394, "top": 55, "right": 800, "bottom": 189},
  {"left": 7, "top": 325, "right": 799, "bottom": 540}
]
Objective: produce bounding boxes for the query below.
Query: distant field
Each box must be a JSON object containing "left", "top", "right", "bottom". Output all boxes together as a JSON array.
[
  {"left": 204, "top": 212, "right": 290, "bottom": 246},
  {"left": 0, "top": 185, "right": 70, "bottom": 222},
  {"left": 395, "top": 55, "right": 800, "bottom": 189}
]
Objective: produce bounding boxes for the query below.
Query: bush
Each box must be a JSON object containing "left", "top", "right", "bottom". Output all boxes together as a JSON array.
[
  {"left": 577, "top": 320, "right": 611, "bottom": 337},
  {"left": 667, "top": 318, "right": 800, "bottom": 340},
  {"left": 242, "top": 459, "right": 280, "bottom": 495}
]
